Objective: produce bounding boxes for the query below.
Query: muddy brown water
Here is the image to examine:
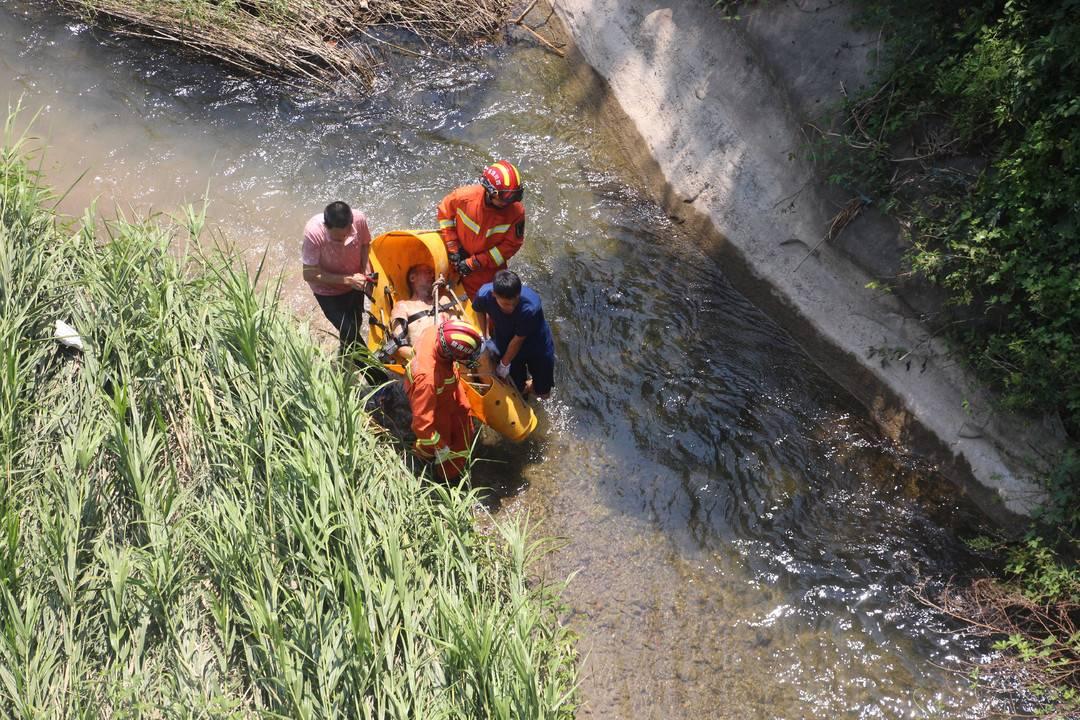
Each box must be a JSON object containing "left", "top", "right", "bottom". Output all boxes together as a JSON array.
[{"left": 2, "top": 3, "right": 1003, "bottom": 717}]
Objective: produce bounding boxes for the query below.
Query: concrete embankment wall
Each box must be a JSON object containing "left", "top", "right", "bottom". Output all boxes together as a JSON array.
[{"left": 548, "top": 0, "right": 1066, "bottom": 520}]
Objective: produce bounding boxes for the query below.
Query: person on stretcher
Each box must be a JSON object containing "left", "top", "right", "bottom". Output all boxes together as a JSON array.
[{"left": 387, "top": 263, "right": 463, "bottom": 362}]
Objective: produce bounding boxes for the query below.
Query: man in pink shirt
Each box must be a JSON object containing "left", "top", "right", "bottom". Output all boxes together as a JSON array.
[{"left": 301, "top": 201, "right": 374, "bottom": 356}]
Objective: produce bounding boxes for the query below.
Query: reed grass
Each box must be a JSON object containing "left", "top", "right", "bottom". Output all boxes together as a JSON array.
[
  {"left": 0, "top": 114, "right": 577, "bottom": 717},
  {"left": 57, "top": 0, "right": 512, "bottom": 90}
]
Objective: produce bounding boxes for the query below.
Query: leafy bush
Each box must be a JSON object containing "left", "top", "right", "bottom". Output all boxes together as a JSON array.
[
  {"left": 1039, "top": 450, "right": 1080, "bottom": 537},
  {"left": 833, "top": 0, "right": 1080, "bottom": 436},
  {"left": 835, "top": 4, "right": 1080, "bottom": 714}
]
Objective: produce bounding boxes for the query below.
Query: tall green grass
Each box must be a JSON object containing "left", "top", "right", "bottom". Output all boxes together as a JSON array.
[{"left": 0, "top": 119, "right": 576, "bottom": 717}]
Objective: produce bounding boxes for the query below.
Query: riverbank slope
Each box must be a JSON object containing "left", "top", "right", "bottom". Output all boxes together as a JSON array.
[{"left": 551, "top": 0, "right": 1065, "bottom": 520}]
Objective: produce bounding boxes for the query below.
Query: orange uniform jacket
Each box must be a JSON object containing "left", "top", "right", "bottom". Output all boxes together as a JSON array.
[
  {"left": 404, "top": 326, "right": 476, "bottom": 481},
  {"left": 438, "top": 184, "right": 525, "bottom": 297}
]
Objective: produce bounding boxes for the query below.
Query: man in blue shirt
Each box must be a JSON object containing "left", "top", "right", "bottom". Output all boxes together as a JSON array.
[{"left": 472, "top": 269, "right": 556, "bottom": 399}]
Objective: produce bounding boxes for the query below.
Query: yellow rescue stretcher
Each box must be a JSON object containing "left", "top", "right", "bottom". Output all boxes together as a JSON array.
[{"left": 365, "top": 230, "right": 538, "bottom": 442}]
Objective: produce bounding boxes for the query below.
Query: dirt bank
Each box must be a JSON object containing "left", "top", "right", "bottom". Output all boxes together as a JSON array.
[{"left": 549, "top": 0, "right": 1066, "bottom": 520}]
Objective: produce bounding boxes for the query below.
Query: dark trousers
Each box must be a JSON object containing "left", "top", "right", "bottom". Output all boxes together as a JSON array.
[
  {"left": 509, "top": 350, "right": 556, "bottom": 396},
  {"left": 315, "top": 290, "right": 365, "bottom": 354}
]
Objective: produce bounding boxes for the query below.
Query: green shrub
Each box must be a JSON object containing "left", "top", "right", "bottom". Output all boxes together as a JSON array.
[
  {"left": 834, "top": 0, "right": 1080, "bottom": 435},
  {"left": 1039, "top": 450, "right": 1080, "bottom": 537},
  {"left": 834, "top": 5, "right": 1080, "bottom": 713}
]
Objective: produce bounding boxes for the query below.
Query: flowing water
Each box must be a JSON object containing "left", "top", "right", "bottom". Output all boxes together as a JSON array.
[{"left": 2, "top": 4, "right": 998, "bottom": 717}]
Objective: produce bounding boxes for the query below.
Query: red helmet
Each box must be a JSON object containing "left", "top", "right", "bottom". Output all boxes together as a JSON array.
[
  {"left": 480, "top": 160, "right": 524, "bottom": 204},
  {"left": 437, "top": 320, "right": 483, "bottom": 367}
]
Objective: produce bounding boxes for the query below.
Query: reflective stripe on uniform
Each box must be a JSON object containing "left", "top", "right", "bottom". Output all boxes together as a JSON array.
[
  {"left": 405, "top": 361, "right": 414, "bottom": 384},
  {"left": 438, "top": 219, "right": 455, "bottom": 229},
  {"left": 488, "top": 247, "right": 504, "bottom": 265},
  {"left": 485, "top": 223, "right": 511, "bottom": 237},
  {"left": 456, "top": 208, "right": 480, "bottom": 234},
  {"left": 436, "top": 375, "right": 457, "bottom": 397},
  {"left": 416, "top": 431, "right": 441, "bottom": 446}
]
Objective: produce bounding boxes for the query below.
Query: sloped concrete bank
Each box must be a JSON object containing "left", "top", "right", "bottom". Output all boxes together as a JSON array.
[{"left": 549, "top": 0, "right": 1066, "bottom": 521}]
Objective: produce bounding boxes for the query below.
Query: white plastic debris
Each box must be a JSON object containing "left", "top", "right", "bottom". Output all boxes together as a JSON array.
[{"left": 54, "top": 319, "right": 84, "bottom": 352}]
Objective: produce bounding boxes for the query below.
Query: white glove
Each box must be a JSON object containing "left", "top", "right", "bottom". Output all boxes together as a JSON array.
[
  {"left": 434, "top": 446, "right": 452, "bottom": 464},
  {"left": 495, "top": 361, "right": 511, "bottom": 380}
]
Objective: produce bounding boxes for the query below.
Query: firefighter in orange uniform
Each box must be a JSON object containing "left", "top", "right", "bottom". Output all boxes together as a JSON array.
[
  {"left": 438, "top": 160, "right": 526, "bottom": 298},
  {"left": 404, "top": 319, "right": 483, "bottom": 481}
]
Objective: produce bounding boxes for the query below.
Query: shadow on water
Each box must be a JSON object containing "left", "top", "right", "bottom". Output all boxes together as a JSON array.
[{"left": 1, "top": 3, "right": 1004, "bottom": 717}]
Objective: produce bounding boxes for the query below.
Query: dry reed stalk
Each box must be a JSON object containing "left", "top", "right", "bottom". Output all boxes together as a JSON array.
[
  {"left": 513, "top": 0, "right": 566, "bottom": 57},
  {"left": 916, "top": 577, "right": 1080, "bottom": 719},
  {"left": 791, "top": 195, "right": 866, "bottom": 273},
  {"left": 59, "top": 0, "right": 513, "bottom": 91}
]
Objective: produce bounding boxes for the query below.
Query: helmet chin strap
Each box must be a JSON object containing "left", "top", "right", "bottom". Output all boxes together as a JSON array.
[
  {"left": 480, "top": 176, "right": 498, "bottom": 205},
  {"left": 464, "top": 346, "right": 482, "bottom": 370},
  {"left": 480, "top": 175, "right": 523, "bottom": 204},
  {"left": 437, "top": 327, "right": 453, "bottom": 360}
]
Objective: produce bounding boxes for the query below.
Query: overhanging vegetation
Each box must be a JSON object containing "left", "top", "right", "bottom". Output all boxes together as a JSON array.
[
  {"left": 826, "top": 0, "right": 1080, "bottom": 440},
  {"left": 820, "top": 1, "right": 1080, "bottom": 714},
  {"left": 57, "top": 0, "right": 512, "bottom": 89}
]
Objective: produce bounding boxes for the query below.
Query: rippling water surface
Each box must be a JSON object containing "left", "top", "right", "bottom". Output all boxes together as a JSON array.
[{"left": 1, "top": 4, "right": 995, "bottom": 716}]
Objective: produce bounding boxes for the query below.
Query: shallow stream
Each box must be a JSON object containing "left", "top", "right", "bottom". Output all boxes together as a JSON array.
[{"left": 1, "top": 5, "right": 996, "bottom": 717}]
